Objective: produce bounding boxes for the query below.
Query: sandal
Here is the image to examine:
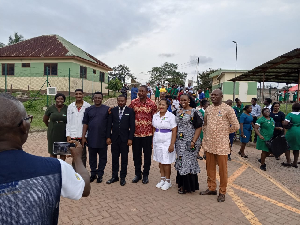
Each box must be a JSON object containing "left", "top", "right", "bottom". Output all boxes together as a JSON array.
[
  {"left": 291, "top": 164, "right": 298, "bottom": 168},
  {"left": 281, "top": 162, "right": 292, "bottom": 167},
  {"left": 178, "top": 189, "right": 186, "bottom": 194},
  {"left": 238, "top": 151, "right": 241, "bottom": 155},
  {"left": 241, "top": 155, "right": 248, "bottom": 158}
]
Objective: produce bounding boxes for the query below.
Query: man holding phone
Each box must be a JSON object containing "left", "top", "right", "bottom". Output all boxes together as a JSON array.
[
  {"left": 0, "top": 93, "right": 90, "bottom": 224},
  {"left": 66, "top": 89, "right": 91, "bottom": 167},
  {"left": 82, "top": 92, "right": 110, "bottom": 183},
  {"left": 106, "top": 95, "right": 135, "bottom": 186}
]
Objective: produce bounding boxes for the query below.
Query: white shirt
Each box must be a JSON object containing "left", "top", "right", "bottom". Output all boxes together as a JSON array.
[
  {"left": 66, "top": 101, "right": 91, "bottom": 138},
  {"left": 264, "top": 105, "right": 272, "bottom": 110},
  {"left": 186, "top": 86, "right": 194, "bottom": 94},
  {"left": 172, "top": 99, "right": 180, "bottom": 111},
  {"left": 58, "top": 159, "right": 85, "bottom": 200}
]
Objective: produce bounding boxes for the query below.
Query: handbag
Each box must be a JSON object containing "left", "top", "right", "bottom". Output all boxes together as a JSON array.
[
  {"left": 283, "top": 122, "right": 293, "bottom": 129},
  {"left": 191, "top": 111, "right": 203, "bottom": 129},
  {"left": 265, "top": 135, "right": 289, "bottom": 158}
]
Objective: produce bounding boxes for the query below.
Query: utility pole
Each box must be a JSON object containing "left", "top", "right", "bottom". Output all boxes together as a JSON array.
[{"left": 232, "top": 41, "right": 237, "bottom": 101}]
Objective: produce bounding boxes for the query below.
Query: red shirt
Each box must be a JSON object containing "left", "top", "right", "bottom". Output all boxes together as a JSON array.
[{"left": 129, "top": 98, "right": 157, "bottom": 137}]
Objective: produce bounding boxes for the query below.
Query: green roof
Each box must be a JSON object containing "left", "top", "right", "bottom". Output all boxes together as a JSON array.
[{"left": 209, "top": 69, "right": 249, "bottom": 78}]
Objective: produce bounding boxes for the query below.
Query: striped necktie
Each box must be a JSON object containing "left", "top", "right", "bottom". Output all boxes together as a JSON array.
[{"left": 119, "top": 107, "right": 124, "bottom": 120}]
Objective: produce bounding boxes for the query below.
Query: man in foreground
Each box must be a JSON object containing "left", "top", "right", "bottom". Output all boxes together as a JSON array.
[
  {"left": 106, "top": 95, "right": 135, "bottom": 186},
  {"left": 200, "top": 90, "right": 239, "bottom": 202},
  {"left": 0, "top": 93, "right": 90, "bottom": 224},
  {"left": 82, "top": 92, "right": 109, "bottom": 183},
  {"left": 129, "top": 85, "right": 157, "bottom": 184}
]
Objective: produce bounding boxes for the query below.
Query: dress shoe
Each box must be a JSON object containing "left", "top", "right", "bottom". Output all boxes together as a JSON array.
[
  {"left": 132, "top": 175, "right": 142, "bottom": 183},
  {"left": 106, "top": 177, "right": 119, "bottom": 184},
  {"left": 217, "top": 194, "right": 226, "bottom": 202},
  {"left": 97, "top": 177, "right": 103, "bottom": 183},
  {"left": 120, "top": 178, "right": 126, "bottom": 186},
  {"left": 142, "top": 175, "right": 149, "bottom": 184},
  {"left": 90, "top": 175, "right": 97, "bottom": 183},
  {"left": 199, "top": 189, "right": 217, "bottom": 195}
]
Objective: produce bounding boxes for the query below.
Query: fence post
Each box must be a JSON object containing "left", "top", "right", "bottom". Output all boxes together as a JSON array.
[
  {"left": 4, "top": 64, "right": 7, "bottom": 93},
  {"left": 69, "top": 68, "right": 71, "bottom": 104},
  {"left": 46, "top": 67, "right": 49, "bottom": 107},
  {"left": 108, "top": 76, "right": 110, "bottom": 96}
]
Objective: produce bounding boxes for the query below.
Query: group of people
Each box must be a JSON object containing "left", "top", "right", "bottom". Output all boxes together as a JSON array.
[
  {"left": 278, "top": 89, "right": 298, "bottom": 103},
  {"left": 230, "top": 97, "right": 300, "bottom": 171}
]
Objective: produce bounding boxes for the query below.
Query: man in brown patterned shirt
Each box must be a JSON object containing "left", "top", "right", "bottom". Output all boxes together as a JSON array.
[{"left": 200, "top": 89, "right": 239, "bottom": 202}]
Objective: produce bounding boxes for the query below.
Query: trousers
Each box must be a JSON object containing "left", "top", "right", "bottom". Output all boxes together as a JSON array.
[
  {"left": 132, "top": 136, "right": 152, "bottom": 176},
  {"left": 206, "top": 152, "right": 228, "bottom": 195},
  {"left": 89, "top": 147, "right": 107, "bottom": 177},
  {"left": 71, "top": 138, "right": 87, "bottom": 169},
  {"left": 111, "top": 137, "right": 129, "bottom": 179}
]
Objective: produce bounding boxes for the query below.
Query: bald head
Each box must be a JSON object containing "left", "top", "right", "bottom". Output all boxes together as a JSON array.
[
  {"left": 0, "top": 93, "right": 26, "bottom": 128},
  {"left": 211, "top": 89, "right": 223, "bottom": 106}
]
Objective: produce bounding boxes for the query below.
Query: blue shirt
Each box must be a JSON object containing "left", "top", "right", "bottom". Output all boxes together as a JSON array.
[
  {"left": 131, "top": 87, "right": 138, "bottom": 100},
  {"left": 199, "top": 92, "right": 205, "bottom": 100},
  {"left": 82, "top": 104, "right": 109, "bottom": 148}
]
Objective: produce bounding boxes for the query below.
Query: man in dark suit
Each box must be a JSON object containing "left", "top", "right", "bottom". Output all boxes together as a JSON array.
[{"left": 106, "top": 95, "right": 135, "bottom": 186}]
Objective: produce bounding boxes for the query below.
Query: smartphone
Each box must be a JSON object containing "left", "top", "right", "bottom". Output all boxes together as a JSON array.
[{"left": 53, "top": 142, "right": 75, "bottom": 155}]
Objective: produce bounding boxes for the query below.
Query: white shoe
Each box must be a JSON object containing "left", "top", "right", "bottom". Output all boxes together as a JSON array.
[
  {"left": 156, "top": 180, "right": 165, "bottom": 188},
  {"left": 161, "top": 182, "right": 172, "bottom": 190}
]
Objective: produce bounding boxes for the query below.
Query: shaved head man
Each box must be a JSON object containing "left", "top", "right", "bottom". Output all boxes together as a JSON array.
[
  {"left": 0, "top": 93, "right": 90, "bottom": 224},
  {"left": 200, "top": 90, "right": 239, "bottom": 202}
]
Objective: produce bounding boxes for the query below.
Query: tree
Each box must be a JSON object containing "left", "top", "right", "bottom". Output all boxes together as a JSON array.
[
  {"left": 8, "top": 32, "right": 25, "bottom": 45},
  {"left": 196, "top": 69, "right": 217, "bottom": 91},
  {"left": 108, "top": 64, "right": 136, "bottom": 83},
  {"left": 148, "top": 62, "right": 187, "bottom": 86},
  {"left": 106, "top": 78, "right": 122, "bottom": 96},
  {"left": 0, "top": 42, "right": 5, "bottom": 48}
]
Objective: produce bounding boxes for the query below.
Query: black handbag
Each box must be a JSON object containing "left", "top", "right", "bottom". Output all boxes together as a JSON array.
[
  {"left": 266, "top": 135, "right": 289, "bottom": 158},
  {"left": 191, "top": 111, "right": 203, "bottom": 129}
]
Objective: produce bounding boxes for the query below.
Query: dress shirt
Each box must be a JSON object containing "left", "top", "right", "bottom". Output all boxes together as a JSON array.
[
  {"left": 129, "top": 98, "right": 157, "bottom": 137},
  {"left": 202, "top": 103, "right": 239, "bottom": 155},
  {"left": 251, "top": 104, "right": 261, "bottom": 117},
  {"left": 66, "top": 101, "right": 91, "bottom": 138}
]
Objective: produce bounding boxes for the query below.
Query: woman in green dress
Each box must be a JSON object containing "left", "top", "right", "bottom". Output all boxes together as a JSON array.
[
  {"left": 43, "top": 93, "right": 68, "bottom": 160},
  {"left": 233, "top": 98, "right": 244, "bottom": 123},
  {"left": 293, "top": 91, "right": 298, "bottom": 102},
  {"left": 282, "top": 103, "right": 300, "bottom": 168},
  {"left": 204, "top": 88, "right": 210, "bottom": 99},
  {"left": 254, "top": 108, "right": 275, "bottom": 171},
  {"left": 155, "top": 83, "right": 161, "bottom": 102},
  {"left": 278, "top": 91, "right": 283, "bottom": 102}
]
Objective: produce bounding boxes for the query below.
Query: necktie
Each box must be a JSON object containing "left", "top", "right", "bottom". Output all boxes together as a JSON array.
[{"left": 119, "top": 107, "right": 124, "bottom": 120}]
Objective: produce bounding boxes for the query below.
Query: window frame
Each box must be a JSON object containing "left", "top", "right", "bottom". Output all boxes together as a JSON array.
[
  {"left": 99, "top": 71, "right": 105, "bottom": 82},
  {"left": 2, "top": 63, "right": 15, "bottom": 76},
  {"left": 80, "top": 66, "right": 87, "bottom": 79},
  {"left": 44, "top": 63, "right": 58, "bottom": 76},
  {"left": 22, "top": 63, "right": 30, "bottom": 68},
  {"left": 93, "top": 69, "right": 96, "bottom": 74}
]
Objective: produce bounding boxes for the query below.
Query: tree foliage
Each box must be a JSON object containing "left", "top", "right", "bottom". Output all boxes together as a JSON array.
[
  {"left": 148, "top": 62, "right": 187, "bottom": 86},
  {"left": 8, "top": 32, "right": 25, "bottom": 45},
  {"left": 0, "top": 42, "right": 5, "bottom": 48},
  {"left": 106, "top": 78, "right": 122, "bottom": 96},
  {"left": 108, "top": 64, "right": 136, "bottom": 83},
  {"left": 196, "top": 69, "right": 217, "bottom": 91}
]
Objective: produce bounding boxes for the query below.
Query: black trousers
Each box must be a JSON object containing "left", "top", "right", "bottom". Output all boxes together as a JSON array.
[
  {"left": 132, "top": 136, "right": 152, "bottom": 176},
  {"left": 89, "top": 147, "right": 107, "bottom": 178},
  {"left": 111, "top": 137, "right": 129, "bottom": 179}
]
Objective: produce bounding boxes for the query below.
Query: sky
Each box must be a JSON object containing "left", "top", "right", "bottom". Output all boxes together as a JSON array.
[{"left": 0, "top": 0, "right": 299, "bottom": 85}]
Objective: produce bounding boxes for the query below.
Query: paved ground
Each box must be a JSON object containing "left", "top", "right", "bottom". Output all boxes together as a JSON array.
[{"left": 23, "top": 98, "right": 300, "bottom": 224}]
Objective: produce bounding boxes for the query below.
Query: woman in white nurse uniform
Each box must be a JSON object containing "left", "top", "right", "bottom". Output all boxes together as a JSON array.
[{"left": 152, "top": 99, "right": 177, "bottom": 190}]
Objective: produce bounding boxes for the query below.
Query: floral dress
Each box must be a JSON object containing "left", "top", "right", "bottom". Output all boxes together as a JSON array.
[{"left": 175, "top": 108, "right": 203, "bottom": 175}]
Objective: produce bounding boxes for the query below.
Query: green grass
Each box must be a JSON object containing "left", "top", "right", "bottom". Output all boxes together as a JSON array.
[{"left": 23, "top": 92, "right": 112, "bottom": 131}]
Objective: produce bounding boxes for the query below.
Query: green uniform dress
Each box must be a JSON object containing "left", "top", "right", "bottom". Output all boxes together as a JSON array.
[
  {"left": 45, "top": 105, "right": 68, "bottom": 154},
  {"left": 167, "top": 87, "right": 172, "bottom": 94},
  {"left": 171, "top": 88, "right": 178, "bottom": 98},
  {"left": 278, "top": 93, "right": 283, "bottom": 102},
  {"left": 205, "top": 90, "right": 209, "bottom": 99},
  {"left": 233, "top": 104, "right": 244, "bottom": 123},
  {"left": 285, "top": 112, "right": 300, "bottom": 150},
  {"left": 255, "top": 117, "right": 275, "bottom": 152},
  {"left": 199, "top": 108, "right": 205, "bottom": 140},
  {"left": 155, "top": 86, "right": 160, "bottom": 98},
  {"left": 284, "top": 92, "right": 289, "bottom": 101}
]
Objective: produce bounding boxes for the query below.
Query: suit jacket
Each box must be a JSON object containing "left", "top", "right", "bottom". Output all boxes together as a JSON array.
[{"left": 107, "top": 106, "right": 135, "bottom": 143}]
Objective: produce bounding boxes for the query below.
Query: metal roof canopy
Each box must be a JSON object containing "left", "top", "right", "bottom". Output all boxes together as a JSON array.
[{"left": 229, "top": 48, "right": 300, "bottom": 84}]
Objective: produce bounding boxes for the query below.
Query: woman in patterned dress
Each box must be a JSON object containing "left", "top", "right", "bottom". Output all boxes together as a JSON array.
[{"left": 175, "top": 94, "right": 203, "bottom": 194}]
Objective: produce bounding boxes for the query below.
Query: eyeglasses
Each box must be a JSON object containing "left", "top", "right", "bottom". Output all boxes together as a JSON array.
[{"left": 18, "top": 115, "right": 33, "bottom": 127}]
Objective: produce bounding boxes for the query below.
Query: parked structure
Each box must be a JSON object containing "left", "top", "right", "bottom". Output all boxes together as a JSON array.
[
  {"left": 210, "top": 69, "right": 257, "bottom": 102},
  {"left": 0, "top": 35, "right": 112, "bottom": 94}
]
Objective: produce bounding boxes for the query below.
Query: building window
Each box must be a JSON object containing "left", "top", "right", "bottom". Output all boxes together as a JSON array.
[
  {"left": 93, "top": 69, "right": 96, "bottom": 74},
  {"left": 44, "top": 63, "right": 58, "bottom": 75},
  {"left": 99, "top": 72, "right": 105, "bottom": 82},
  {"left": 22, "top": 63, "right": 30, "bottom": 67},
  {"left": 2, "top": 64, "right": 14, "bottom": 75},
  {"left": 80, "top": 66, "right": 87, "bottom": 78}
]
